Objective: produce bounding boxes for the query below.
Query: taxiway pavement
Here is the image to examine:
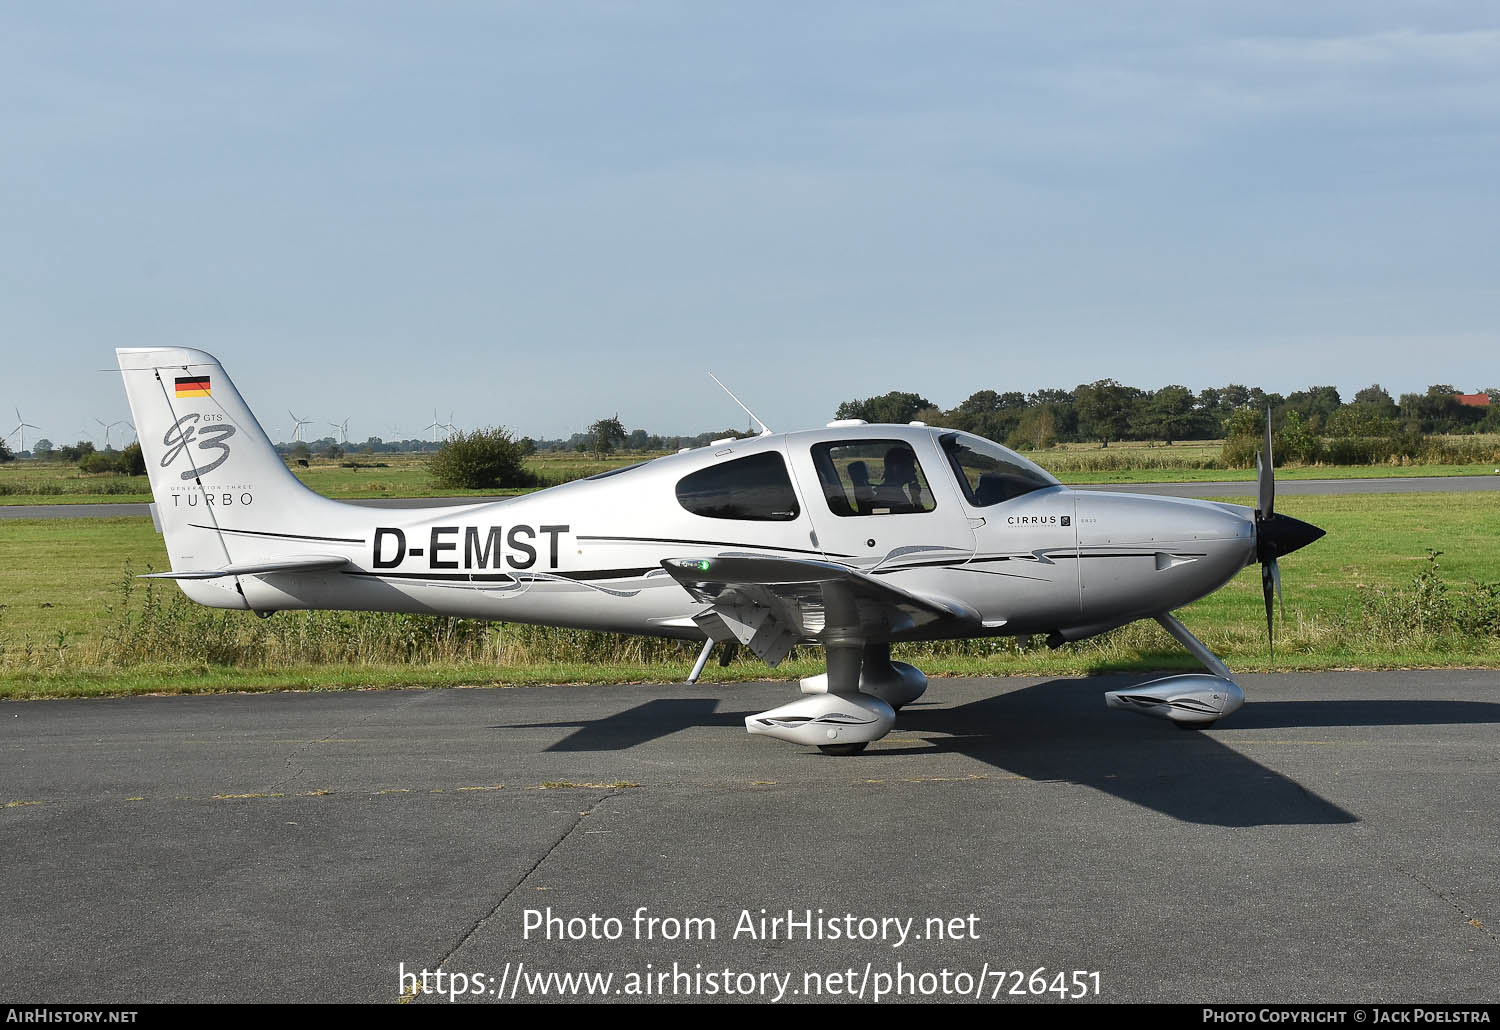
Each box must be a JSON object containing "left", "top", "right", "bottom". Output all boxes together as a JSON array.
[{"left": 2, "top": 671, "right": 1497, "bottom": 1003}]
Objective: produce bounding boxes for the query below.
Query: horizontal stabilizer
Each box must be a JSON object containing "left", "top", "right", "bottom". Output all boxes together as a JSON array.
[{"left": 140, "top": 555, "right": 351, "bottom": 580}]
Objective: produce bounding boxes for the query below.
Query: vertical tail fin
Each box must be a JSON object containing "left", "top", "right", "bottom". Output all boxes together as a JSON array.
[{"left": 117, "top": 347, "right": 352, "bottom": 606}]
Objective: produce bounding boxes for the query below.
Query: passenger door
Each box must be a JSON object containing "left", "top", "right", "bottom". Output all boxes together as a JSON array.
[{"left": 785, "top": 433, "right": 977, "bottom": 571}]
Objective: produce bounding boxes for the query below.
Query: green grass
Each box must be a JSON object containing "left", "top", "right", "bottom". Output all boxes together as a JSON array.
[
  {"left": 0, "top": 452, "right": 651, "bottom": 505},
  {"left": 0, "top": 490, "right": 1496, "bottom": 699},
  {"left": 1054, "top": 463, "right": 1499, "bottom": 484},
  {"left": 4, "top": 443, "right": 1496, "bottom": 505}
]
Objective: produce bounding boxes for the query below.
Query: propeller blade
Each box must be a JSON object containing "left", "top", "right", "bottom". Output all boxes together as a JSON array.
[
  {"left": 1271, "top": 557, "right": 1284, "bottom": 619},
  {"left": 1258, "top": 408, "right": 1275, "bottom": 518},
  {"left": 1261, "top": 560, "right": 1276, "bottom": 662}
]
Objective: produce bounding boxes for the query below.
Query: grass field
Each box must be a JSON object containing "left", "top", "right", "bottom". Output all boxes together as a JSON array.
[
  {"left": 0, "top": 452, "right": 644, "bottom": 505},
  {"left": 1, "top": 490, "right": 1496, "bottom": 699},
  {"left": 3, "top": 440, "right": 1498, "bottom": 505}
]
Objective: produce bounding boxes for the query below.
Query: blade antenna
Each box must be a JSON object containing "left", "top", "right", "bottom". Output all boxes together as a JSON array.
[{"left": 706, "top": 371, "right": 774, "bottom": 436}]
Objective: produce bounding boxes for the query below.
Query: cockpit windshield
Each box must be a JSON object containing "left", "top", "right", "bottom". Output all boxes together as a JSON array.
[{"left": 939, "top": 432, "right": 1059, "bottom": 507}]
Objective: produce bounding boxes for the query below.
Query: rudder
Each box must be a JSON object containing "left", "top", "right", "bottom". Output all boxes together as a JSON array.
[{"left": 117, "top": 347, "right": 350, "bottom": 605}]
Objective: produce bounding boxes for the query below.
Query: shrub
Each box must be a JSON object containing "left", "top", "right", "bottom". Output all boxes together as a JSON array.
[
  {"left": 1220, "top": 435, "right": 1259, "bottom": 469},
  {"left": 119, "top": 442, "right": 146, "bottom": 476},
  {"left": 427, "top": 427, "right": 536, "bottom": 490},
  {"left": 1276, "top": 410, "right": 1322, "bottom": 463},
  {"left": 79, "top": 451, "right": 119, "bottom": 474}
]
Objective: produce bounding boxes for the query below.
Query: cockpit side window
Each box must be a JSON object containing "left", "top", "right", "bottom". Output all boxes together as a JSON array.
[
  {"left": 940, "top": 432, "right": 1057, "bottom": 506},
  {"left": 811, "top": 440, "right": 937, "bottom": 517},
  {"left": 675, "top": 451, "right": 800, "bottom": 521}
]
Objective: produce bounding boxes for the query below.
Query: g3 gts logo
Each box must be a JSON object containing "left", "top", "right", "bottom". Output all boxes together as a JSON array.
[{"left": 162, "top": 414, "right": 236, "bottom": 481}]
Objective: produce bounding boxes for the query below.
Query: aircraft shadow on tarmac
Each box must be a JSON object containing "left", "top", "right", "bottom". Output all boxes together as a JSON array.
[{"left": 492, "top": 678, "right": 1500, "bottom": 828}]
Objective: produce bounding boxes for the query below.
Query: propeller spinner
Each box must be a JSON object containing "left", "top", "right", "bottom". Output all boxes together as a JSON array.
[{"left": 1254, "top": 411, "right": 1326, "bottom": 658}]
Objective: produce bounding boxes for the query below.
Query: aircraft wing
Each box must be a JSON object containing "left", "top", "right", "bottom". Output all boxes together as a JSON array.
[
  {"left": 660, "top": 554, "right": 984, "bottom": 667},
  {"left": 140, "top": 555, "right": 352, "bottom": 580}
]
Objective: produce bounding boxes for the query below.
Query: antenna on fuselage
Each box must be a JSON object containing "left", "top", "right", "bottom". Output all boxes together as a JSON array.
[{"left": 706, "top": 371, "right": 774, "bottom": 436}]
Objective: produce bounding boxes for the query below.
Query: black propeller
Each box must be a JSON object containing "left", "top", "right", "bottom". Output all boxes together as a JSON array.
[{"left": 1254, "top": 411, "right": 1326, "bottom": 659}]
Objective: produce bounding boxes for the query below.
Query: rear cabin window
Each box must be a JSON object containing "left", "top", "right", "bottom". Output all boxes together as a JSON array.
[
  {"left": 811, "top": 440, "right": 937, "bottom": 517},
  {"left": 940, "top": 433, "right": 1057, "bottom": 506},
  {"left": 675, "top": 452, "right": 800, "bottom": 521}
]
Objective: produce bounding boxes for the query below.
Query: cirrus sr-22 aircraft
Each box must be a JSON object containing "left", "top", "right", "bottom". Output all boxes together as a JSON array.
[{"left": 118, "top": 347, "right": 1324, "bottom": 755}]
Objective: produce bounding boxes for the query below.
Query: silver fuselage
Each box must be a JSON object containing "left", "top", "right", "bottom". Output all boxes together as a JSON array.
[{"left": 171, "top": 425, "right": 1257, "bottom": 643}]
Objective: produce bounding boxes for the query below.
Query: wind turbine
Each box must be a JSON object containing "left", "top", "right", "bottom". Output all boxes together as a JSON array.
[
  {"left": 7, "top": 408, "right": 40, "bottom": 454},
  {"left": 288, "top": 410, "right": 315, "bottom": 443},
  {"left": 424, "top": 408, "right": 446, "bottom": 442},
  {"left": 94, "top": 418, "right": 129, "bottom": 449},
  {"left": 329, "top": 418, "right": 350, "bottom": 445}
]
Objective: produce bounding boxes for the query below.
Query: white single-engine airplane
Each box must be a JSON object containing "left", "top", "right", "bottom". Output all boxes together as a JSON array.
[{"left": 119, "top": 348, "right": 1324, "bottom": 755}]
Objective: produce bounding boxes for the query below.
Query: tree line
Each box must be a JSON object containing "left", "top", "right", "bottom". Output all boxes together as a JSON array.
[{"left": 832, "top": 382, "right": 1499, "bottom": 449}]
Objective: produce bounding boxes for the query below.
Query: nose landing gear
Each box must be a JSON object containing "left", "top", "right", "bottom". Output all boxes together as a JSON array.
[{"left": 1104, "top": 612, "right": 1245, "bottom": 728}]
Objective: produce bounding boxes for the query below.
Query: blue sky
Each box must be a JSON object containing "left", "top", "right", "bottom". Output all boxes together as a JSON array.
[{"left": 3, "top": 2, "right": 1497, "bottom": 445}]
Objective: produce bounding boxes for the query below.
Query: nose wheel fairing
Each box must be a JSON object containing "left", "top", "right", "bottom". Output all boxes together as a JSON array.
[
  {"left": 1103, "top": 613, "right": 1244, "bottom": 728},
  {"left": 1105, "top": 674, "right": 1245, "bottom": 726}
]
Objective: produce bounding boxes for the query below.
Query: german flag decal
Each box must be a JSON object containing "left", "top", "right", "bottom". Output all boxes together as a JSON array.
[{"left": 175, "top": 375, "right": 211, "bottom": 398}]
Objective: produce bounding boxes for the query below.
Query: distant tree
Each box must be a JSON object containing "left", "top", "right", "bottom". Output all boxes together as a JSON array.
[
  {"left": 80, "top": 451, "right": 118, "bottom": 474},
  {"left": 1276, "top": 410, "right": 1321, "bottom": 463},
  {"left": 1222, "top": 407, "right": 1263, "bottom": 441},
  {"left": 31, "top": 438, "right": 54, "bottom": 459},
  {"left": 428, "top": 427, "right": 536, "bottom": 490},
  {"left": 1009, "top": 407, "right": 1057, "bottom": 451},
  {"left": 58, "top": 441, "right": 95, "bottom": 462},
  {"left": 955, "top": 390, "right": 1000, "bottom": 416},
  {"left": 1352, "top": 384, "right": 1397, "bottom": 415},
  {"left": 1326, "top": 406, "right": 1397, "bottom": 438},
  {"left": 949, "top": 389, "right": 1025, "bottom": 440},
  {"left": 1281, "top": 385, "right": 1342, "bottom": 433},
  {"left": 120, "top": 442, "right": 146, "bottom": 476},
  {"left": 1196, "top": 387, "right": 1224, "bottom": 418},
  {"left": 1136, "top": 385, "right": 1199, "bottom": 444},
  {"left": 0, "top": 437, "right": 12, "bottom": 463},
  {"left": 1073, "top": 379, "right": 1141, "bottom": 446},
  {"left": 625, "top": 428, "right": 649, "bottom": 451},
  {"left": 1219, "top": 385, "right": 1253, "bottom": 411},
  {"left": 517, "top": 436, "right": 538, "bottom": 457},
  {"left": 834, "top": 391, "right": 933, "bottom": 426},
  {"left": 1220, "top": 407, "right": 1266, "bottom": 468},
  {"left": 1248, "top": 388, "right": 1284, "bottom": 416},
  {"left": 1027, "top": 390, "right": 1078, "bottom": 439},
  {"left": 588, "top": 415, "right": 627, "bottom": 458},
  {"left": 1400, "top": 385, "right": 1486, "bottom": 434}
]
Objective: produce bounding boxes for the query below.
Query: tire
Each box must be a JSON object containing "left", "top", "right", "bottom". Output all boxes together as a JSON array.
[{"left": 818, "top": 742, "right": 869, "bottom": 756}]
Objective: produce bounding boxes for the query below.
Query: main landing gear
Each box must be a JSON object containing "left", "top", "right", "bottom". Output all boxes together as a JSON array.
[{"left": 744, "top": 642, "right": 926, "bottom": 756}]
